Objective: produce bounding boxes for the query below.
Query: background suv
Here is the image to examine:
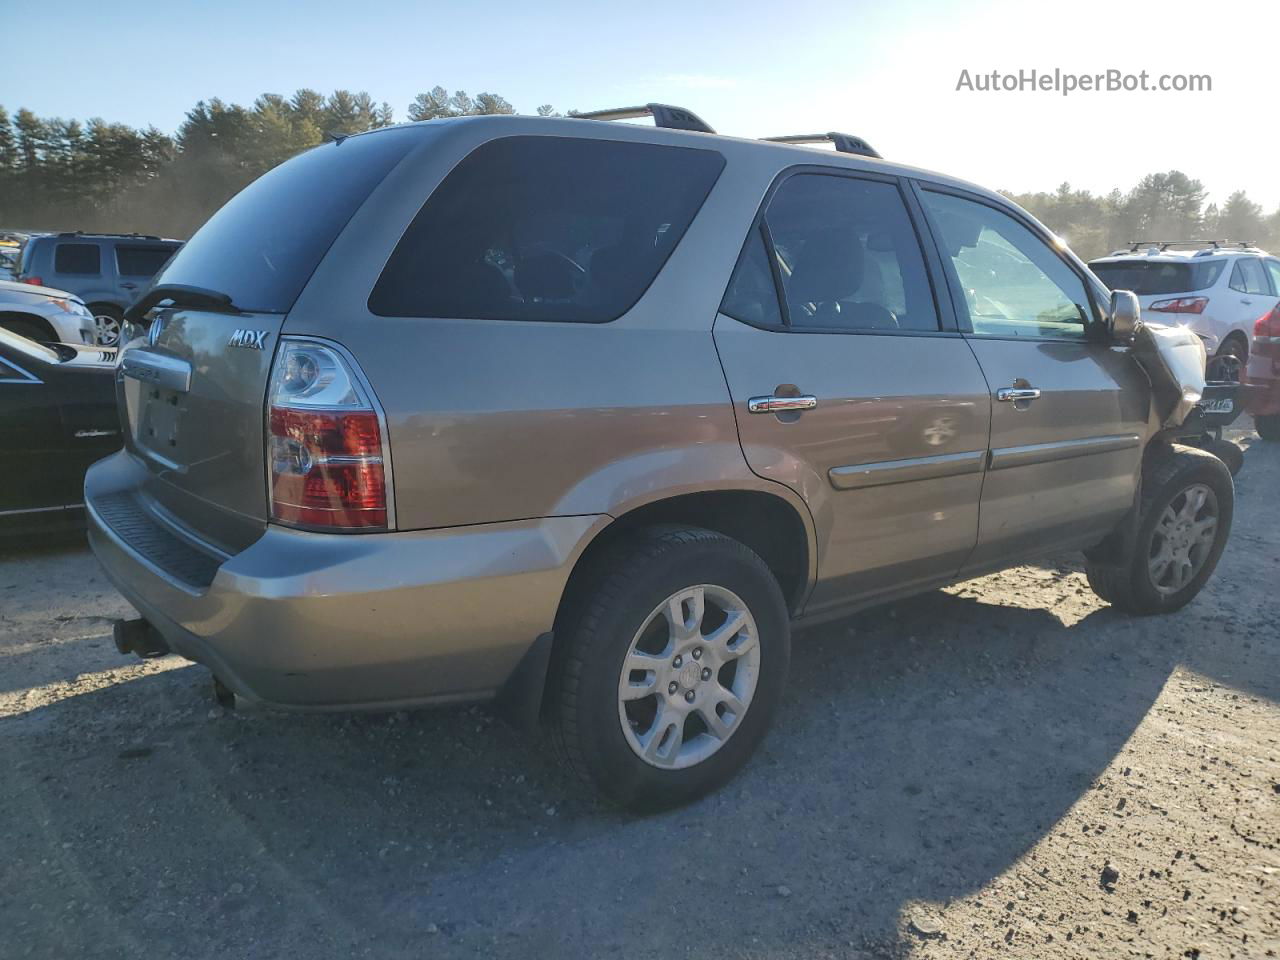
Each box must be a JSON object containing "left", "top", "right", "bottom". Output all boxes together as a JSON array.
[
  {"left": 1090, "top": 242, "right": 1280, "bottom": 363},
  {"left": 18, "top": 232, "right": 182, "bottom": 346},
  {"left": 87, "top": 111, "right": 1234, "bottom": 810}
]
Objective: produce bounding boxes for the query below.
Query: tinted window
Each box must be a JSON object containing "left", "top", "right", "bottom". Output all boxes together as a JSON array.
[
  {"left": 370, "top": 137, "right": 725, "bottom": 322},
  {"left": 755, "top": 175, "right": 937, "bottom": 332},
  {"left": 923, "top": 191, "right": 1090, "bottom": 339},
  {"left": 54, "top": 243, "right": 101, "bottom": 275},
  {"left": 1090, "top": 259, "right": 1224, "bottom": 295},
  {"left": 720, "top": 228, "right": 783, "bottom": 327},
  {"left": 116, "top": 244, "right": 180, "bottom": 278},
  {"left": 153, "top": 128, "right": 420, "bottom": 313}
]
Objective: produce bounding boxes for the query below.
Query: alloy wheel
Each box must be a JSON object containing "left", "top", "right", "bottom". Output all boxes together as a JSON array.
[
  {"left": 1148, "top": 482, "right": 1218, "bottom": 595},
  {"left": 617, "top": 584, "right": 761, "bottom": 770}
]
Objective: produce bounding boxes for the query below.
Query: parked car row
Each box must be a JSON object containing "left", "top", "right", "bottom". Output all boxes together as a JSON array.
[{"left": 3, "top": 232, "right": 182, "bottom": 346}]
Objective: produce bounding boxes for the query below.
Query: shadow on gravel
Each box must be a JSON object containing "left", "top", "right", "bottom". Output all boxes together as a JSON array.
[{"left": 8, "top": 572, "right": 1274, "bottom": 960}]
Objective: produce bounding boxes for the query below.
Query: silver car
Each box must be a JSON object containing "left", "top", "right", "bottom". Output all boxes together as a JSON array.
[
  {"left": 0, "top": 278, "right": 97, "bottom": 345},
  {"left": 86, "top": 106, "right": 1234, "bottom": 809}
]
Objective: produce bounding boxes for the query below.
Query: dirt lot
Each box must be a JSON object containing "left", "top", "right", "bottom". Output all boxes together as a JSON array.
[{"left": 2, "top": 426, "right": 1277, "bottom": 960}]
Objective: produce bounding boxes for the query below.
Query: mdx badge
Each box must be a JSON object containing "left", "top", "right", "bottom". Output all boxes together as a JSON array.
[{"left": 228, "top": 329, "right": 269, "bottom": 350}]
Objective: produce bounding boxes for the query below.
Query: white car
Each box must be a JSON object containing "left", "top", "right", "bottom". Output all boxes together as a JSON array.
[
  {"left": 0, "top": 277, "right": 97, "bottom": 345},
  {"left": 1089, "top": 242, "right": 1280, "bottom": 363}
]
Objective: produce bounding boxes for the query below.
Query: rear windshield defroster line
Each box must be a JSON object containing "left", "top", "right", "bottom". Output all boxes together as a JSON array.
[{"left": 149, "top": 127, "right": 421, "bottom": 314}]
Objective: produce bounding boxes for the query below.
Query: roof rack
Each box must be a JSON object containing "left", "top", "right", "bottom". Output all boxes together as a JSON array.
[
  {"left": 55, "top": 231, "right": 164, "bottom": 240},
  {"left": 1126, "top": 239, "right": 1255, "bottom": 253},
  {"left": 574, "top": 103, "right": 715, "bottom": 134},
  {"left": 762, "top": 132, "right": 881, "bottom": 159}
]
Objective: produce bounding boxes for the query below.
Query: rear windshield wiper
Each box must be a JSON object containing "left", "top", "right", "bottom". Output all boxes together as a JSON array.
[{"left": 124, "top": 284, "right": 242, "bottom": 323}]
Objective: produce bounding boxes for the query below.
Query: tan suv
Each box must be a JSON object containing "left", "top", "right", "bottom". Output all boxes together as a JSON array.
[{"left": 86, "top": 105, "right": 1234, "bottom": 810}]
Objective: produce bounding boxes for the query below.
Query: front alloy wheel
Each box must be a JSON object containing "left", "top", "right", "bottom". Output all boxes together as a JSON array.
[
  {"left": 94, "top": 312, "right": 122, "bottom": 346},
  {"left": 1147, "top": 483, "right": 1218, "bottom": 596}
]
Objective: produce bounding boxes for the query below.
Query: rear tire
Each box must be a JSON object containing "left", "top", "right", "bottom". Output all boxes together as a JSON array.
[
  {"left": 551, "top": 527, "right": 790, "bottom": 811},
  {"left": 1257, "top": 415, "right": 1280, "bottom": 442},
  {"left": 1217, "top": 335, "right": 1248, "bottom": 365},
  {"left": 1084, "top": 445, "right": 1233, "bottom": 615}
]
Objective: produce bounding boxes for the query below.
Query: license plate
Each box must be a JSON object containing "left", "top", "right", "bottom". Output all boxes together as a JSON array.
[
  {"left": 137, "top": 388, "right": 183, "bottom": 454},
  {"left": 1202, "top": 398, "right": 1233, "bottom": 415}
]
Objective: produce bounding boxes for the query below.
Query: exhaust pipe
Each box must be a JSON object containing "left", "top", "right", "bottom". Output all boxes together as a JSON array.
[{"left": 112, "top": 618, "right": 170, "bottom": 659}]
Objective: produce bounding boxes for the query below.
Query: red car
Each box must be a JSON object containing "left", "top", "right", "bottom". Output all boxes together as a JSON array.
[{"left": 1247, "top": 304, "right": 1280, "bottom": 441}]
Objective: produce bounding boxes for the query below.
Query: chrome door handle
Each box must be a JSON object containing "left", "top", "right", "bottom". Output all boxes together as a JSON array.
[
  {"left": 747, "top": 394, "right": 818, "bottom": 414},
  {"left": 1241, "top": 298, "right": 1253, "bottom": 305},
  {"left": 996, "top": 387, "right": 1042, "bottom": 402}
]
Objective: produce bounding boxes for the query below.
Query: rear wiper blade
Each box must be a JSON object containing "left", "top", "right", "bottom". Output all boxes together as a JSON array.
[{"left": 124, "top": 284, "right": 242, "bottom": 323}]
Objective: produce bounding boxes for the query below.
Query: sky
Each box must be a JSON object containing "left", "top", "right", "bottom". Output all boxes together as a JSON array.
[{"left": 6, "top": 0, "right": 1279, "bottom": 211}]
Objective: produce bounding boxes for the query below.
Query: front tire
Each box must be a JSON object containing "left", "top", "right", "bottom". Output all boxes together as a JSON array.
[
  {"left": 1085, "top": 445, "right": 1233, "bottom": 615},
  {"left": 552, "top": 527, "right": 790, "bottom": 811},
  {"left": 89, "top": 304, "right": 123, "bottom": 347}
]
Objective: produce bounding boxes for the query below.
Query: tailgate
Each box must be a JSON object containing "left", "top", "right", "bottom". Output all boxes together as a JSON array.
[{"left": 119, "top": 309, "right": 284, "bottom": 552}]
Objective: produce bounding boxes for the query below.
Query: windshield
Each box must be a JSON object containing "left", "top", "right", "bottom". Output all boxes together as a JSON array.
[
  {"left": 150, "top": 127, "right": 421, "bottom": 313},
  {"left": 1090, "top": 259, "right": 1225, "bottom": 295}
]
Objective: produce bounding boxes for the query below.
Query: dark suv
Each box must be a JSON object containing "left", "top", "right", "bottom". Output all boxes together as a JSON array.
[{"left": 18, "top": 233, "right": 182, "bottom": 345}]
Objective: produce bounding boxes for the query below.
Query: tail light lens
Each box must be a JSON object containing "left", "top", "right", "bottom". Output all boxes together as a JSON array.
[
  {"left": 1148, "top": 296, "right": 1208, "bottom": 314},
  {"left": 21, "top": 276, "right": 43, "bottom": 286},
  {"left": 1255, "top": 305, "right": 1280, "bottom": 343},
  {"left": 267, "top": 340, "right": 389, "bottom": 530}
]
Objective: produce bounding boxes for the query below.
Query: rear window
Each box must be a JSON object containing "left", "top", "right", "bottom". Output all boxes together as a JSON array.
[
  {"left": 54, "top": 243, "right": 101, "bottom": 275},
  {"left": 151, "top": 128, "right": 420, "bottom": 313},
  {"left": 1090, "top": 259, "right": 1225, "bottom": 295},
  {"left": 369, "top": 136, "right": 726, "bottom": 322},
  {"left": 116, "top": 244, "right": 180, "bottom": 278}
]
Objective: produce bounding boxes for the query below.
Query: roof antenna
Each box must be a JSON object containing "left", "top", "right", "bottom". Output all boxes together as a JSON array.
[{"left": 324, "top": 130, "right": 349, "bottom": 144}]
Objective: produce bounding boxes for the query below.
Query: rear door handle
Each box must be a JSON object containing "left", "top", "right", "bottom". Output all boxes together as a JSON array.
[
  {"left": 996, "top": 387, "right": 1042, "bottom": 402},
  {"left": 747, "top": 395, "right": 818, "bottom": 414}
]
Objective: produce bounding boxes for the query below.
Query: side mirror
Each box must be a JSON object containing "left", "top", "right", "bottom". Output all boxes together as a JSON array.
[{"left": 1109, "top": 289, "right": 1141, "bottom": 343}]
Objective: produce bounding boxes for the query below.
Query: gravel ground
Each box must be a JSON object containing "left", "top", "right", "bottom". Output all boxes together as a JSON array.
[{"left": 2, "top": 425, "right": 1277, "bottom": 960}]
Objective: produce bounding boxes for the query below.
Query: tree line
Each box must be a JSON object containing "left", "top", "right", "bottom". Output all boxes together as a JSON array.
[
  {"left": 2, "top": 88, "right": 1278, "bottom": 261},
  {"left": 0, "top": 87, "right": 556, "bottom": 238}
]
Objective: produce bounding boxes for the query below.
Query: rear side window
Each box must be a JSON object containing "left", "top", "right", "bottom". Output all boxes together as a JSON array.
[
  {"left": 116, "top": 244, "right": 179, "bottom": 278},
  {"left": 54, "top": 243, "right": 101, "bottom": 275},
  {"left": 1229, "top": 257, "right": 1270, "bottom": 295},
  {"left": 1090, "top": 259, "right": 1224, "bottom": 295},
  {"left": 369, "top": 136, "right": 726, "bottom": 322},
  {"left": 152, "top": 128, "right": 421, "bottom": 313}
]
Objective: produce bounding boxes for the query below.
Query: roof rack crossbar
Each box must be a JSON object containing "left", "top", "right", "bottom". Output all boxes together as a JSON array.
[
  {"left": 762, "top": 132, "right": 882, "bottom": 159},
  {"left": 573, "top": 103, "right": 715, "bottom": 134},
  {"left": 1126, "top": 239, "right": 1255, "bottom": 253}
]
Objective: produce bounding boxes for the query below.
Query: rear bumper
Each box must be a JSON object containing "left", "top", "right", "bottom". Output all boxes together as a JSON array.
[{"left": 85, "top": 451, "right": 605, "bottom": 709}]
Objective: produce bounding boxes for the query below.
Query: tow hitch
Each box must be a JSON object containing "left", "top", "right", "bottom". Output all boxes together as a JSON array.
[{"left": 111, "top": 618, "right": 170, "bottom": 659}]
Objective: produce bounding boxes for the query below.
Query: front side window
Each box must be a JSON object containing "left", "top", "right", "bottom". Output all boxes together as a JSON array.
[
  {"left": 54, "top": 243, "right": 101, "bottom": 276},
  {"left": 1264, "top": 259, "right": 1280, "bottom": 295},
  {"left": 116, "top": 244, "right": 180, "bottom": 278},
  {"left": 370, "top": 137, "right": 725, "bottom": 322},
  {"left": 922, "top": 191, "right": 1090, "bottom": 339}
]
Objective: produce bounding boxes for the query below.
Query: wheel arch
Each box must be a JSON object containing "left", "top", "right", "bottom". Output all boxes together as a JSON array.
[{"left": 0, "top": 311, "right": 57, "bottom": 342}]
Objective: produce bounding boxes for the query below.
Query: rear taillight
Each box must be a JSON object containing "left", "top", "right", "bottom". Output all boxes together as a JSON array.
[
  {"left": 267, "top": 340, "right": 389, "bottom": 530},
  {"left": 21, "top": 276, "right": 43, "bottom": 286},
  {"left": 1148, "top": 296, "right": 1208, "bottom": 314},
  {"left": 1255, "top": 306, "right": 1280, "bottom": 343}
]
